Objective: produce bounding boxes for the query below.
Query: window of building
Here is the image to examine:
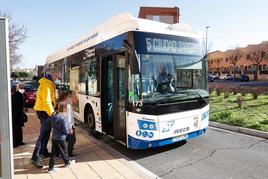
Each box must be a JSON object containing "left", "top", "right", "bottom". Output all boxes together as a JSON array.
[
  {"left": 226, "top": 58, "right": 228, "bottom": 62},
  {"left": 261, "top": 51, "right": 266, "bottom": 58}
]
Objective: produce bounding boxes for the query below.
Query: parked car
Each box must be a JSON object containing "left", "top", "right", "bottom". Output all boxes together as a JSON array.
[
  {"left": 21, "top": 81, "right": 39, "bottom": 91},
  {"left": 208, "top": 74, "right": 214, "bottom": 82},
  {"left": 213, "top": 74, "right": 219, "bottom": 79},
  {"left": 234, "top": 75, "right": 249, "bottom": 82},
  {"left": 219, "top": 74, "right": 227, "bottom": 80},
  {"left": 225, "top": 74, "right": 233, "bottom": 80},
  {"left": 11, "top": 83, "right": 36, "bottom": 107}
]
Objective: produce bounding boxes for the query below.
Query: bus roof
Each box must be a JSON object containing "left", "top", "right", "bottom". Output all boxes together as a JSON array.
[{"left": 46, "top": 12, "right": 202, "bottom": 64}]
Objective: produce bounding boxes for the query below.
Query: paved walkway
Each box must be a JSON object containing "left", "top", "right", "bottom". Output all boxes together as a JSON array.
[{"left": 13, "top": 109, "right": 158, "bottom": 179}]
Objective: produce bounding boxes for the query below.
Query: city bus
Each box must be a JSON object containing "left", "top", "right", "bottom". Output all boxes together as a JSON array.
[{"left": 46, "top": 13, "right": 209, "bottom": 149}]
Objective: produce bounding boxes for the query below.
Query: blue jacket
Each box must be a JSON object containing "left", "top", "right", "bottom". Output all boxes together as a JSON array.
[{"left": 51, "top": 113, "right": 68, "bottom": 140}]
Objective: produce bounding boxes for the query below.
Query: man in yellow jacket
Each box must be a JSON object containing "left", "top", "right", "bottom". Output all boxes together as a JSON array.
[{"left": 31, "top": 71, "right": 61, "bottom": 168}]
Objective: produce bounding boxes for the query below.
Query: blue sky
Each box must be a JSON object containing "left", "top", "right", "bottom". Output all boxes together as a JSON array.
[{"left": 1, "top": 0, "right": 268, "bottom": 68}]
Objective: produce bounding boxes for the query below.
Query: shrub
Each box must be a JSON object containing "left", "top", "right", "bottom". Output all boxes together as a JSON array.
[
  {"left": 216, "top": 88, "right": 221, "bottom": 96},
  {"left": 224, "top": 91, "right": 229, "bottom": 99},
  {"left": 211, "top": 111, "right": 232, "bottom": 123},
  {"left": 232, "top": 87, "right": 239, "bottom": 95},
  {"left": 227, "top": 117, "right": 246, "bottom": 127},
  {"left": 247, "top": 122, "right": 262, "bottom": 130},
  {"left": 260, "top": 119, "right": 268, "bottom": 125},
  {"left": 209, "top": 87, "right": 214, "bottom": 94},
  {"left": 252, "top": 93, "right": 258, "bottom": 99},
  {"left": 250, "top": 87, "right": 262, "bottom": 99},
  {"left": 236, "top": 96, "right": 243, "bottom": 108}
]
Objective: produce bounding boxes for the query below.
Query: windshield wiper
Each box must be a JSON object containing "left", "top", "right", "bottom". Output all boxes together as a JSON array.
[
  {"left": 176, "top": 90, "right": 209, "bottom": 104},
  {"left": 148, "top": 94, "right": 177, "bottom": 111},
  {"left": 147, "top": 90, "right": 208, "bottom": 111}
]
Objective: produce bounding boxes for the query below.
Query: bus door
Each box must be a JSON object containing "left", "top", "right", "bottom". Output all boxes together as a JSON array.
[
  {"left": 101, "top": 56, "right": 114, "bottom": 135},
  {"left": 113, "top": 55, "right": 126, "bottom": 142},
  {"left": 69, "top": 66, "right": 81, "bottom": 119},
  {"left": 101, "top": 54, "right": 126, "bottom": 142}
]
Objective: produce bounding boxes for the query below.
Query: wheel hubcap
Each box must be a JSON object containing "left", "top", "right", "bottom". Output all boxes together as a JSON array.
[{"left": 87, "top": 113, "right": 94, "bottom": 129}]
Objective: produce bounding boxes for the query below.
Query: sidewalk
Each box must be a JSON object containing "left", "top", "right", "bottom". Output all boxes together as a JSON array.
[{"left": 13, "top": 109, "right": 158, "bottom": 179}]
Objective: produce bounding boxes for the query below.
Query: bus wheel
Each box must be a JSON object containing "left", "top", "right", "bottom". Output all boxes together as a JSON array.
[{"left": 86, "top": 112, "right": 95, "bottom": 134}]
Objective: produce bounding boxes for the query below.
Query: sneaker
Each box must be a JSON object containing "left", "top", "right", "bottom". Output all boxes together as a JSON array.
[
  {"left": 31, "top": 159, "right": 44, "bottom": 168},
  {"left": 48, "top": 168, "right": 58, "bottom": 173},
  {"left": 65, "top": 159, "right": 75, "bottom": 166}
]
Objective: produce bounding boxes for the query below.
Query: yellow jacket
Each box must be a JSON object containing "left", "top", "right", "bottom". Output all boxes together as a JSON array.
[{"left": 34, "top": 77, "right": 56, "bottom": 116}]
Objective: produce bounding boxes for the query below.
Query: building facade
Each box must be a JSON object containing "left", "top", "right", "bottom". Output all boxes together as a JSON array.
[
  {"left": 208, "top": 41, "right": 268, "bottom": 80},
  {"left": 138, "top": 6, "right": 180, "bottom": 24}
]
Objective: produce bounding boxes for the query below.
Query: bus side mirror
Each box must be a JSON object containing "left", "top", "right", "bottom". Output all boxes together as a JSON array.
[
  {"left": 129, "top": 53, "right": 139, "bottom": 74},
  {"left": 123, "top": 40, "right": 140, "bottom": 74}
]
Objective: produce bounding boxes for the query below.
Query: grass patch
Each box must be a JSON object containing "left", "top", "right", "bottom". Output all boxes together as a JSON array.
[{"left": 210, "top": 92, "right": 268, "bottom": 132}]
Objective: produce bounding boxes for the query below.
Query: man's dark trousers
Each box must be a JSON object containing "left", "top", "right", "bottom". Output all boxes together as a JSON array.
[{"left": 31, "top": 111, "right": 51, "bottom": 161}]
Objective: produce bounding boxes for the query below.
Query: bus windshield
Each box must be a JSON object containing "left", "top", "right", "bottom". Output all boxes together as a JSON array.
[
  {"left": 129, "top": 54, "right": 207, "bottom": 103},
  {"left": 128, "top": 31, "right": 208, "bottom": 105}
]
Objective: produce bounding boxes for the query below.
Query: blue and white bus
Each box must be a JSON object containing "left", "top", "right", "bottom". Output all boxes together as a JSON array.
[{"left": 46, "top": 13, "right": 209, "bottom": 149}]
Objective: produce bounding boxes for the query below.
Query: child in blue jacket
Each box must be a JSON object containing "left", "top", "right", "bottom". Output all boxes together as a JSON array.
[{"left": 48, "top": 113, "right": 75, "bottom": 172}]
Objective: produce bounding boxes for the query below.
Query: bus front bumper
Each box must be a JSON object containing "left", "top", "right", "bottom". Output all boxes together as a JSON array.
[{"left": 127, "top": 128, "right": 207, "bottom": 149}]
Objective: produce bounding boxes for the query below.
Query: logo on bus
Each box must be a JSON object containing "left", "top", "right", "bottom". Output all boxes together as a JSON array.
[
  {"left": 162, "top": 121, "right": 174, "bottom": 133},
  {"left": 174, "top": 127, "right": 190, "bottom": 134}
]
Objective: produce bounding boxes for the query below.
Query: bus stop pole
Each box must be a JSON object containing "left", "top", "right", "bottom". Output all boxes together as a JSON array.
[{"left": 0, "top": 17, "right": 14, "bottom": 179}]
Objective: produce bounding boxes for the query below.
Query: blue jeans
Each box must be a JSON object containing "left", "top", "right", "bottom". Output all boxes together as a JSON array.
[{"left": 31, "top": 111, "right": 51, "bottom": 161}]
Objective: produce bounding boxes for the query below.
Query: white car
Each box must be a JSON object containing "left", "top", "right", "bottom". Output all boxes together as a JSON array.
[{"left": 219, "top": 74, "right": 227, "bottom": 80}]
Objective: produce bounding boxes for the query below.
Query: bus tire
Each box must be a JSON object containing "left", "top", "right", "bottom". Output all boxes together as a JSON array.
[
  {"left": 84, "top": 106, "right": 96, "bottom": 135},
  {"left": 87, "top": 112, "right": 95, "bottom": 130}
]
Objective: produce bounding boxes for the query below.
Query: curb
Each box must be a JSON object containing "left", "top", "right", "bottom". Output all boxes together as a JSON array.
[{"left": 209, "top": 121, "right": 268, "bottom": 139}]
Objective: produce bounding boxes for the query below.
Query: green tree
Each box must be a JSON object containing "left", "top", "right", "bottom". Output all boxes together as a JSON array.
[{"left": 11, "top": 71, "right": 19, "bottom": 79}]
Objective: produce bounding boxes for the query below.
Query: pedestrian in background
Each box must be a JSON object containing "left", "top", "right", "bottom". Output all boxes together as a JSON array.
[
  {"left": 12, "top": 84, "right": 27, "bottom": 148},
  {"left": 31, "top": 71, "right": 62, "bottom": 168}
]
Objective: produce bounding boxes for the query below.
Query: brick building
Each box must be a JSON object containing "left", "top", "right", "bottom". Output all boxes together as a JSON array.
[
  {"left": 208, "top": 41, "right": 268, "bottom": 80},
  {"left": 138, "top": 6, "right": 180, "bottom": 24}
]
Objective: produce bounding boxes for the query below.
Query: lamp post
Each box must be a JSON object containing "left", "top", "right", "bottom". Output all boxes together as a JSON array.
[
  {"left": 205, "top": 26, "right": 210, "bottom": 55},
  {"left": 205, "top": 26, "right": 210, "bottom": 91}
]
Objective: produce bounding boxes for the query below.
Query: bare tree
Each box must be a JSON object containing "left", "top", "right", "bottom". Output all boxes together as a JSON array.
[
  {"left": 0, "top": 11, "right": 27, "bottom": 68},
  {"left": 215, "top": 58, "right": 222, "bottom": 76},
  {"left": 228, "top": 48, "right": 242, "bottom": 78},
  {"left": 247, "top": 44, "right": 267, "bottom": 81}
]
